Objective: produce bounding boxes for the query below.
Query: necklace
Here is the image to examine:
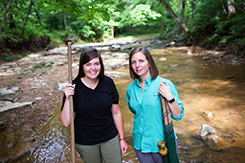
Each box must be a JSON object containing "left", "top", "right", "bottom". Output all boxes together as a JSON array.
[{"left": 81, "top": 78, "right": 99, "bottom": 90}]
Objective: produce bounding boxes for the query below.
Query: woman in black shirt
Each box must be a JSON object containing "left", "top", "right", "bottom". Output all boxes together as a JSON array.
[{"left": 60, "top": 48, "right": 128, "bottom": 163}]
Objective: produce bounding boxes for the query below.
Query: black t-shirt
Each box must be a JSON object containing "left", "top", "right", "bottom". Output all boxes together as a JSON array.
[{"left": 61, "top": 76, "right": 119, "bottom": 145}]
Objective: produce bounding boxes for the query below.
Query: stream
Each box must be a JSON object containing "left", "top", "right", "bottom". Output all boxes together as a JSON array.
[{"left": 1, "top": 44, "right": 245, "bottom": 163}]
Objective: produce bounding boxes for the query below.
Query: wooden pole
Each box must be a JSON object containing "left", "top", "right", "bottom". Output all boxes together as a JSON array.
[
  {"left": 67, "top": 42, "right": 75, "bottom": 163},
  {"left": 161, "top": 82, "right": 172, "bottom": 125},
  {"left": 161, "top": 97, "right": 169, "bottom": 125},
  {"left": 161, "top": 97, "right": 172, "bottom": 125}
]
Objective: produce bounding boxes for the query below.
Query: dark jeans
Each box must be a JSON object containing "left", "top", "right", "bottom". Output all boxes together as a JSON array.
[{"left": 134, "top": 140, "right": 178, "bottom": 163}]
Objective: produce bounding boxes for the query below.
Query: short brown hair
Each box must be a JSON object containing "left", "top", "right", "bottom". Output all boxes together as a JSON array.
[
  {"left": 77, "top": 48, "right": 104, "bottom": 79},
  {"left": 129, "top": 47, "right": 158, "bottom": 80}
]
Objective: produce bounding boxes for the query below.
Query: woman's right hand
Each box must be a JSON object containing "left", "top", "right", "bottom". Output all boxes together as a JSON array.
[{"left": 64, "top": 83, "right": 75, "bottom": 99}]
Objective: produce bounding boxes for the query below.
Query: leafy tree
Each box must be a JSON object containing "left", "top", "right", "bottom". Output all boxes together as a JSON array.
[
  {"left": 189, "top": 0, "right": 245, "bottom": 53},
  {"left": 0, "top": 0, "right": 244, "bottom": 59}
]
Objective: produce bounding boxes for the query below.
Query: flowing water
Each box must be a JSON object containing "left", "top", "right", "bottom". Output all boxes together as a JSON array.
[{"left": 1, "top": 47, "right": 245, "bottom": 163}]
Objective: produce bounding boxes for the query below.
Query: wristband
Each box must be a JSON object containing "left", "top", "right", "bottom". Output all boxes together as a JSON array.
[
  {"left": 168, "top": 97, "right": 175, "bottom": 103},
  {"left": 120, "top": 137, "right": 125, "bottom": 140}
]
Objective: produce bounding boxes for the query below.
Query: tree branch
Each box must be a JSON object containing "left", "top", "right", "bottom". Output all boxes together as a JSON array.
[
  {"left": 19, "top": 0, "right": 33, "bottom": 37},
  {"left": 159, "top": 0, "right": 189, "bottom": 34},
  {"left": 0, "top": 0, "right": 14, "bottom": 34}
]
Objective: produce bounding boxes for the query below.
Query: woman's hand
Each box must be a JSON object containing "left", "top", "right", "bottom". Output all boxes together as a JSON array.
[
  {"left": 120, "top": 139, "right": 128, "bottom": 154},
  {"left": 158, "top": 82, "right": 173, "bottom": 101},
  {"left": 111, "top": 104, "right": 129, "bottom": 154},
  {"left": 158, "top": 82, "right": 182, "bottom": 117},
  {"left": 64, "top": 83, "right": 75, "bottom": 99}
]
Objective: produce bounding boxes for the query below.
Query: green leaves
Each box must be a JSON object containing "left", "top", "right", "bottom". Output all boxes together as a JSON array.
[
  {"left": 0, "top": 0, "right": 243, "bottom": 54},
  {"left": 127, "top": 4, "right": 161, "bottom": 27}
]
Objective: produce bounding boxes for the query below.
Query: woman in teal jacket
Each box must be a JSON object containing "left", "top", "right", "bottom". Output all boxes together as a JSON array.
[{"left": 126, "top": 47, "right": 184, "bottom": 163}]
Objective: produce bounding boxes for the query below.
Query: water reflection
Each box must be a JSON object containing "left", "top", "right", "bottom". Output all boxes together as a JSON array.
[{"left": 1, "top": 47, "right": 245, "bottom": 162}]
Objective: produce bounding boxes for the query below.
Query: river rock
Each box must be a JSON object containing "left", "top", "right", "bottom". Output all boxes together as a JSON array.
[
  {"left": 121, "top": 61, "right": 129, "bottom": 67},
  {"left": 205, "top": 134, "right": 227, "bottom": 151},
  {"left": 187, "top": 49, "right": 192, "bottom": 55},
  {"left": 58, "top": 83, "right": 67, "bottom": 91},
  {"left": 97, "top": 46, "right": 111, "bottom": 51},
  {"left": 43, "top": 47, "right": 69, "bottom": 55},
  {"left": 0, "top": 137, "right": 41, "bottom": 162},
  {"left": 198, "top": 124, "right": 217, "bottom": 139},
  {"left": 111, "top": 52, "right": 129, "bottom": 59},
  {"left": 0, "top": 101, "right": 34, "bottom": 113},
  {"left": 168, "top": 64, "right": 178, "bottom": 68},
  {"left": 110, "top": 44, "right": 121, "bottom": 51},
  {"left": 105, "top": 71, "right": 127, "bottom": 79},
  {"left": 104, "top": 58, "right": 127, "bottom": 70},
  {"left": 159, "top": 57, "right": 167, "bottom": 61},
  {"left": 203, "top": 111, "right": 213, "bottom": 120},
  {"left": 35, "top": 97, "right": 43, "bottom": 101},
  {"left": 0, "top": 121, "right": 6, "bottom": 131},
  {"left": 0, "top": 87, "right": 21, "bottom": 96}
]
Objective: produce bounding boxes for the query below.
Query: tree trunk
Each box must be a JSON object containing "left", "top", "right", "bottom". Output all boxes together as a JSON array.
[
  {"left": 177, "top": 0, "right": 186, "bottom": 34},
  {"left": 227, "top": 0, "right": 236, "bottom": 19},
  {"left": 159, "top": 0, "right": 189, "bottom": 34},
  {"left": 111, "top": 25, "right": 114, "bottom": 38},
  {"left": 181, "top": 0, "right": 186, "bottom": 17},
  {"left": 178, "top": 0, "right": 186, "bottom": 18},
  {"left": 111, "top": 15, "right": 115, "bottom": 38},
  {"left": 9, "top": 13, "right": 15, "bottom": 29},
  {"left": 191, "top": 0, "right": 196, "bottom": 18},
  {"left": 159, "top": 19, "right": 165, "bottom": 38},
  {"left": 0, "top": 0, "right": 14, "bottom": 34},
  {"left": 19, "top": 0, "right": 33, "bottom": 37},
  {"left": 63, "top": 10, "right": 67, "bottom": 31},
  {"left": 31, "top": 0, "right": 41, "bottom": 22}
]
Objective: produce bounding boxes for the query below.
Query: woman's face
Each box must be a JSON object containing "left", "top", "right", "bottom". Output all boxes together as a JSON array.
[
  {"left": 131, "top": 52, "right": 150, "bottom": 79},
  {"left": 83, "top": 57, "right": 101, "bottom": 80}
]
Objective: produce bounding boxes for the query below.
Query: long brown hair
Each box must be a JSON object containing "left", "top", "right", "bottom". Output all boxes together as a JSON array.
[{"left": 129, "top": 47, "right": 158, "bottom": 80}]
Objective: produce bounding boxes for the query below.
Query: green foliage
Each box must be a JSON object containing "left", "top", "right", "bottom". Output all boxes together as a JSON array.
[
  {"left": 189, "top": 0, "right": 245, "bottom": 50},
  {"left": 118, "top": 4, "right": 161, "bottom": 27},
  {"left": 3, "top": 54, "right": 21, "bottom": 61},
  {"left": 42, "top": 68, "right": 51, "bottom": 74},
  {"left": 0, "top": 0, "right": 163, "bottom": 47},
  {"left": 45, "top": 62, "right": 54, "bottom": 67},
  {"left": 0, "top": 0, "right": 244, "bottom": 56},
  {"left": 33, "top": 61, "right": 46, "bottom": 68},
  {"left": 79, "top": 25, "right": 96, "bottom": 38}
]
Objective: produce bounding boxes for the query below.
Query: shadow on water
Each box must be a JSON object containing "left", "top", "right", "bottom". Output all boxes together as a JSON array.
[{"left": 1, "top": 46, "right": 245, "bottom": 163}]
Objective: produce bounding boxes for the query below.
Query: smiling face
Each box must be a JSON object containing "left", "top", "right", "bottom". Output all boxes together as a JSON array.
[
  {"left": 131, "top": 52, "right": 150, "bottom": 80},
  {"left": 83, "top": 57, "right": 101, "bottom": 80}
]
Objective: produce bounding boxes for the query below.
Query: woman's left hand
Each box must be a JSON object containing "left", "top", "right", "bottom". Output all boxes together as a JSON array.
[
  {"left": 159, "top": 82, "right": 182, "bottom": 117},
  {"left": 120, "top": 139, "right": 128, "bottom": 154},
  {"left": 158, "top": 82, "right": 173, "bottom": 101}
]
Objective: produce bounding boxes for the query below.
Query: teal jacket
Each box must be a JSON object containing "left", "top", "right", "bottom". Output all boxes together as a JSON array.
[{"left": 126, "top": 76, "right": 184, "bottom": 153}]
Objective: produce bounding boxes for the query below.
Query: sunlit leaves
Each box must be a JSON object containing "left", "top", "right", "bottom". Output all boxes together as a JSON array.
[{"left": 118, "top": 4, "right": 161, "bottom": 27}]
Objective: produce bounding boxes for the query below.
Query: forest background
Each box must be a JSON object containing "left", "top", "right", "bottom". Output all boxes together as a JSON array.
[{"left": 0, "top": 0, "right": 244, "bottom": 62}]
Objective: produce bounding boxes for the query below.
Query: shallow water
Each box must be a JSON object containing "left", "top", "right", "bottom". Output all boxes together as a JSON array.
[{"left": 1, "top": 47, "right": 245, "bottom": 163}]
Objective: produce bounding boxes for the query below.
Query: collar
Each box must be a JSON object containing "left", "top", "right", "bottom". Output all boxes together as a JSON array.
[{"left": 136, "top": 76, "right": 153, "bottom": 87}]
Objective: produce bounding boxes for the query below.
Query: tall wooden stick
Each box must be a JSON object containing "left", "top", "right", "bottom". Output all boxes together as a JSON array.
[
  {"left": 161, "top": 82, "right": 172, "bottom": 126},
  {"left": 161, "top": 97, "right": 172, "bottom": 125},
  {"left": 67, "top": 42, "right": 75, "bottom": 163}
]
